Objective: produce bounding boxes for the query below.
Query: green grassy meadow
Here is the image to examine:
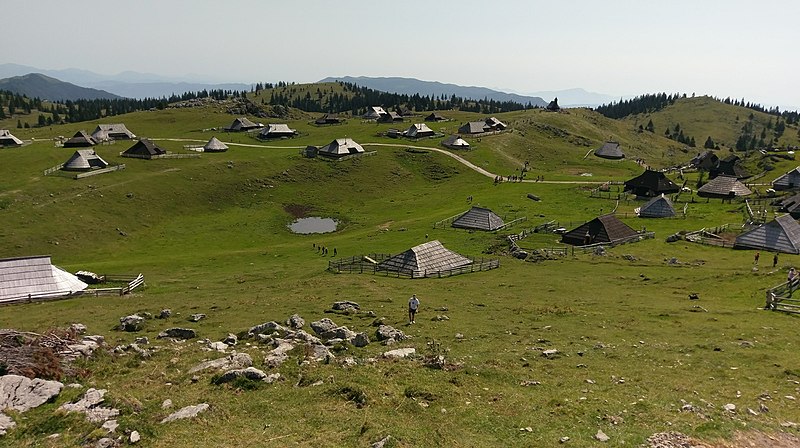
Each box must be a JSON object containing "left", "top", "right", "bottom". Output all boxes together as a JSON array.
[{"left": 1, "top": 98, "right": 800, "bottom": 447}]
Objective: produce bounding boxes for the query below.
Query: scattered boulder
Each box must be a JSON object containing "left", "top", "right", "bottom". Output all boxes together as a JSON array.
[
  {"left": 188, "top": 314, "right": 206, "bottom": 323},
  {"left": 286, "top": 314, "right": 305, "bottom": 329},
  {"left": 94, "top": 437, "right": 115, "bottom": 448},
  {"left": 321, "top": 326, "right": 356, "bottom": 341},
  {"left": 157, "top": 328, "right": 197, "bottom": 340},
  {"left": 223, "top": 333, "right": 238, "bottom": 346},
  {"left": 58, "top": 388, "right": 119, "bottom": 423},
  {"left": 189, "top": 353, "right": 253, "bottom": 374},
  {"left": 69, "top": 323, "right": 87, "bottom": 335},
  {"left": 134, "top": 337, "right": 149, "bottom": 345},
  {"left": 375, "top": 325, "right": 407, "bottom": 342},
  {"left": 622, "top": 254, "right": 637, "bottom": 261},
  {"left": 352, "top": 332, "right": 370, "bottom": 348},
  {"left": 161, "top": 399, "right": 173, "bottom": 409},
  {"left": 0, "top": 375, "right": 63, "bottom": 412},
  {"left": 101, "top": 419, "right": 118, "bottom": 433},
  {"left": 723, "top": 403, "right": 736, "bottom": 412},
  {"left": 526, "top": 193, "right": 541, "bottom": 201},
  {"left": 307, "top": 344, "right": 335, "bottom": 363},
  {"left": 0, "top": 413, "right": 16, "bottom": 436},
  {"left": 371, "top": 435, "right": 394, "bottom": 448},
  {"left": 118, "top": 315, "right": 144, "bottom": 332},
  {"left": 208, "top": 341, "right": 228, "bottom": 352},
  {"left": 383, "top": 348, "right": 416, "bottom": 359},
  {"left": 248, "top": 321, "right": 287, "bottom": 337},
  {"left": 665, "top": 233, "right": 682, "bottom": 243},
  {"left": 332, "top": 301, "right": 360, "bottom": 313},
  {"left": 310, "top": 318, "right": 339, "bottom": 336},
  {"left": 541, "top": 349, "right": 560, "bottom": 358},
  {"left": 161, "top": 403, "right": 210, "bottom": 424},
  {"left": 130, "top": 431, "right": 141, "bottom": 444},
  {"left": 158, "top": 309, "right": 172, "bottom": 319},
  {"left": 214, "top": 367, "right": 280, "bottom": 385},
  {"left": 595, "top": 429, "right": 610, "bottom": 442}
]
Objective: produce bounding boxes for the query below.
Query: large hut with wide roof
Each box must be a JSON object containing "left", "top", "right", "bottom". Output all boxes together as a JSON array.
[
  {"left": 258, "top": 124, "right": 297, "bottom": 139},
  {"left": 624, "top": 170, "right": 680, "bottom": 197},
  {"left": 734, "top": 214, "right": 800, "bottom": 254},
  {"left": 636, "top": 194, "right": 676, "bottom": 218},
  {"left": 441, "top": 135, "right": 470, "bottom": 150},
  {"left": 778, "top": 192, "right": 800, "bottom": 218},
  {"left": 772, "top": 167, "right": 800, "bottom": 191},
  {"left": 203, "top": 136, "right": 229, "bottom": 153},
  {"left": 62, "top": 149, "right": 108, "bottom": 171},
  {"left": 0, "top": 256, "right": 87, "bottom": 303},
  {"left": 0, "top": 129, "right": 23, "bottom": 147},
  {"left": 316, "top": 138, "right": 366, "bottom": 159},
  {"left": 403, "top": 123, "right": 434, "bottom": 139},
  {"left": 697, "top": 175, "right": 752, "bottom": 198},
  {"left": 561, "top": 214, "right": 639, "bottom": 246},
  {"left": 91, "top": 124, "right": 136, "bottom": 141},
  {"left": 224, "top": 117, "right": 262, "bottom": 132},
  {"left": 121, "top": 139, "right": 167, "bottom": 159},
  {"left": 451, "top": 206, "right": 505, "bottom": 231},
  {"left": 63, "top": 130, "right": 97, "bottom": 148},
  {"left": 376, "top": 240, "right": 473, "bottom": 278}
]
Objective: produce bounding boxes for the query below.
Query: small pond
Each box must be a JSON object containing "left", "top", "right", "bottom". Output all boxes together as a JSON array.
[{"left": 288, "top": 217, "right": 338, "bottom": 234}]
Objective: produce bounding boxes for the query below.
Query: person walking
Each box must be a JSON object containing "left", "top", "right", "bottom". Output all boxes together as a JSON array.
[
  {"left": 773, "top": 253, "right": 779, "bottom": 268},
  {"left": 408, "top": 294, "right": 420, "bottom": 324},
  {"left": 754, "top": 251, "right": 760, "bottom": 265}
]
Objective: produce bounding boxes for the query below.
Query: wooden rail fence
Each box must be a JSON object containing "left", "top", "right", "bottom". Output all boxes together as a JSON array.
[
  {"left": 74, "top": 164, "right": 126, "bottom": 179},
  {"left": 764, "top": 278, "right": 800, "bottom": 314},
  {"left": 328, "top": 255, "right": 499, "bottom": 278}
]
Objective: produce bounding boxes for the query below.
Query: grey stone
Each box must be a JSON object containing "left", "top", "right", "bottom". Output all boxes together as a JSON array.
[
  {"left": 723, "top": 403, "right": 736, "bottom": 412},
  {"left": 310, "top": 318, "right": 338, "bottom": 336},
  {"left": 188, "top": 313, "right": 206, "bottom": 322},
  {"left": 223, "top": 333, "right": 238, "bottom": 346},
  {"left": 307, "top": 344, "right": 335, "bottom": 363},
  {"left": 248, "top": 321, "right": 287, "bottom": 337},
  {"left": 160, "top": 403, "right": 210, "bottom": 423},
  {"left": 595, "top": 429, "right": 609, "bottom": 442},
  {"left": 188, "top": 352, "right": 253, "bottom": 374},
  {"left": 332, "top": 301, "right": 360, "bottom": 311},
  {"left": 352, "top": 332, "right": 370, "bottom": 347},
  {"left": 0, "top": 374, "right": 64, "bottom": 412},
  {"left": 157, "top": 328, "right": 197, "bottom": 339},
  {"left": 161, "top": 399, "right": 173, "bottom": 409},
  {"left": 0, "top": 413, "right": 15, "bottom": 436},
  {"left": 264, "top": 353, "right": 289, "bottom": 368},
  {"left": 513, "top": 250, "right": 528, "bottom": 259},
  {"left": 208, "top": 341, "right": 228, "bottom": 352},
  {"left": 292, "top": 330, "right": 321, "bottom": 344},
  {"left": 69, "top": 323, "right": 87, "bottom": 334},
  {"left": 371, "top": 435, "right": 393, "bottom": 448},
  {"left": 286, "top": 314, "right": 305, "bottom": 329},
  {"left": 101, "top": 419, "right": 118, "bottom": 433},
  {"left": 94, "top": 437, "right": 115, "bottom": 448},
  {"left": 130, "top": 430, "right": 141, "bottom": 444},
  {"left": 158, "top": 309, "right": 172, "bottom": 319},
  {"left": 542, "top": 349, "right": 560, "bottom": 358},
  {"left": 375, "top": 325, "right": 407, "bottom": 342},
  {"left": 58, "top": 388, "right": 119, "bottom": 423},
  {"left": 320, "top": 326, "right": 356, "bottom": 341},
  {"left": 383, "top": 348, "right": 416, "bottom": 359},
  {"left": 119, "top": 315, "right": 144, "bottom": 332},
  {"left": 214, "top": 367, "right": 280, "bottom": 384},
  {"left": 134, "top": 337, "right": 149, "bottom": 345}
]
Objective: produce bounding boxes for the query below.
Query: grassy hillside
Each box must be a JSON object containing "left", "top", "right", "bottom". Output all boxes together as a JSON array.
[{"left": 1, "top": 100, "right": 800, "bottom": 447}]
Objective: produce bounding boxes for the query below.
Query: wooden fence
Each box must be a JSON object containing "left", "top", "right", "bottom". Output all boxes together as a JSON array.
[
  {"left": 684, "top": 224, "right": 736, "bottom": 247},
  {"left": 572, "top": 231, "right": 656, "bottom": 253},
  {"left": 74, "top": 164, "right": 126, "bottom": 179},
  {"left": 120, "top": 153, "right": 201, "bottom": 160},
  {"left": 43, "top": 163, "right": 65, "bottom": 176},
  {"left": 0, "top": 273, "right": 145, "bottom": 306},
  {"left": 328, "top": 255, "right": 499, "bottom": 278},
  {"left": 764, "top": 278, "right": 800, "bottom": 314}
]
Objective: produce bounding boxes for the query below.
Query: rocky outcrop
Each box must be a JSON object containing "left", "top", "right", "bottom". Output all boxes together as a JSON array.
[
  {"left": 286, "top": 314, "right": 305, "bottom": 329},
  {"left": 161, "top": 403, "right": 209, "bottom": 424},
  {"left": 248, "top": 321, "right": 287, "bottom": 337},
  {"left": 0, "top": 374, "right": 63, "bottom": 412},
  {"left": 157, "top": 328, "right": 197, "bottom": 340},
  {"left": 383, "top": 348, "right": 415, "bottom": 359},
  {"left": 188, "top": 353, "right": 253, "bottom": 374},
  {"left": 213, "top": 367, "right": 281, "bottom": 385},
  {"left": 0, "top": 413, "right": 16, "bottom": 436},
  {"left": 118, "top": 315, "right": 144, "bottom": 332},
  {"left": 59, "top": 388, "right": 119, "bottom": 423},
  {"left": 375, "top": 325, "right": 407, "bottom": 343}
]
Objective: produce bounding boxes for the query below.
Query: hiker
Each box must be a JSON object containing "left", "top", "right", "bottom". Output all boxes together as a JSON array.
[
  {"left": 754, "top": 251, "right": 760, "bottom": 265},
  {"left": 333, "top": 248, "right": 337, "bottom": 257},
  {"left": 773, "top": 253, "right": 779, "bottom": 268},
  {"left": 408, "top": 294, "right": 420, "bottom": 324}
]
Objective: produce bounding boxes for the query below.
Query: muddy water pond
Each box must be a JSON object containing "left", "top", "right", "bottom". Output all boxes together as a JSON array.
[{"left": 288, "top": 217, "right": 338, "bottom": 234}]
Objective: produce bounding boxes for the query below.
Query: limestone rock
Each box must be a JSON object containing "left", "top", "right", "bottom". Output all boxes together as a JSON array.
[
  {"left": 94, "top": 437, "right": 115, "bottom": 448},
  {"left": 157, "top": 328, "right": 197, "bottom": 340},
  {"left": 119, "top": 315, "right": 144, "bottom": 332},
  {"left": 320, "top": 326, "right": 356, "bottom": 341},
  {"left": 310, "top": 318, "right": 338, "bottom": 336},
  {"left": 375, "top": 325, "right": 407, "bottom": 342},
  {"left": 214, "top": 367, "right": 280, "bottom": 384},
  {"left": 158, "top": 309, "right": 172, "bottom": 319},
  {"left": 307, "top": 344, "right": 334, "bottom": 363},
  {"left": 161, "top": 399, "right": 173, "bottom": 409},
  {"left": 595, "top": 429, "right": 609, "bottom": 442},
  {"left": 59, "top": 388, "right": 119, "bottom": 423},
  {"left": 332, "top": 301, "right": 360, "bottom": 313},
  {"left": 69, "top": 323, "right": 87, "bottom": 335},
  {"left": 248, "top": 321, "right": 287, "bottom": 337},
  {"left": 352, "top": 332, "right": 370, "bottom": 347},
  {"left": 208, "top": 341, "right": 228, "bottom": 352},
  {"left": 134, "top": 337, "right": 149, "bottom": 345},
  {"left": 188, "top": 313, "right": 206, "bottom": 322},
  {"left": 161, "top": 403, "right": 209, "bottom": 423},
  {"left": 101, "top": 419, "right": 118, "bottom": 433},
  {"left": 383, "top": 348, "right": 416, "bottom": 359},
  {"left": 223, "top": 333, "right": 238, "bottom": 346},
  {"left": 0, "top": 374, "right": 64, "bottom": 412},
  {"left": 286, "top": 314, "right": 305, "bottom": 329},
  {"left": 130, "top": 430, "right": 141, "bottom": 444},
  {"left": 0, "top": 413, "right": 15, "bottom": 436},
  {"left": 188, "top": 353, "right": 253, "bottom": 374},
  {"left": 371, "top": 435, "right": 393, "bottom": 448}
]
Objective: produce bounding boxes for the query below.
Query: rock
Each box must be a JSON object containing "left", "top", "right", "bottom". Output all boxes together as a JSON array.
[
  {"left": 292, "top": 330, "right": 321, "bottom": 345},
  {"left": 188, "top": 313, "right": 206, "bottom": 322},
  {"left": 723, "top": 403, "right": 736, "bottom": 412},
  {"left": 310, "top": 318, "right": 339, "bottom": 336},
  {"left": 101, "top": 419, "right": 118, "bottom": 433},
  {"left": 307, "top": 344, "right": 335, "bottom": 363},
  {"left": 286, "top": 314, "right": 305, "bottom": 329},
  {"left": 320, "top": 326, "right": 356, "bottom": 341},
  {"left": 352, "top": 332, "right": 370, "bottom": 347},
  {"left": 433, "top": 315, "right": 449, "bottom": 321},
  {"left": 371, "top": 435, "right": 393, "bottom": 448},
  {"left": 375, "top": 325, "right": 407, "bottom": 342},
  {"left": 134, "top": 337, "right": 149, "bottom": 345},
  {"left": 157, "top": 328, "right": 197, "bottom": 340},
  {"left": 339, "top": 357, "right": 357, "bottom": 368},
  {"left": 512, "top": 250, "right": 528, "bottom": 259},
  {"left": 69, "top": 323, "right": 87, "bottom": 334},
  {"left": 130, "top": 430, "right": 141, "bottom": 444},
  {"left": 0, "top": 375, "right": 64, "bottom": 412},
  {"left": 264, "top": 352, "right": 289, "bottom": 368},
  {"left": 161, "top": 399, "right": 173, "bottom": 409},
  {"left": 332, "top": 301, "right": 360, "bottom": 311},
  {"left": 383, "top": 348, "right": 416, "bottom": 359},
  {"left": 59, "top": 388, "right": 119, "bottom": 423},
  {"left": 559, "top": 436, "right": 570, "bottom": 443},
  {"left": 0, "top": 413, "right": 15, "bottom": 436},
  {"left": 223, "top": 333, "right": 238, "bottom": 346},
  {"left": 94, "top": 437, "right": 115, "bottom": 448},
  {"left": 214, "top": 367, "right": 281, "bottom": 385},
  {"left": 622, "top": 254, "right": 636, "bottom": 261},
  {"left": 665, "top": 233, "right": 681, "bottom": 243},
  {"left": 371, "top": 317, "right": 386, "bottom": 327},
  {"left": 455, "top": 333, "right": 464, "bottom": 340},
  {"left": 119, "top": 314, "right": 144, "bottom": 332},
  {"left": 248, "top": 321, "right": 287, "bottom": 337},
  {"left": 188, "top": 353, "right": 253, "bottom": 374},
  {"left": 595, "top": 429, "right": 609, "bottom": 442},
  {"left": 541, "top": 349, "right": 560, "bottom": 358},
  {"left": 526, "top": 193, "right": 541, "bottom": 201},
  {"left": 158, "top": 309, "right": 172, "bottom": 319},
  {"left": 208, "top": 341, "right": 228, "bottom": 352},
  {"left": 161, "top": 403, "right": 210, "bottom": 424}
]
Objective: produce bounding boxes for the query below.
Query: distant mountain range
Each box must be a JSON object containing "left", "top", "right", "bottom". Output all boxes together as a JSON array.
[
  {"left": 0, "top": 63, "right": 250, "bottom": 99},
  {"left": 0, "top": 73, "right": 121, "bottom": 101},
  {"left": 320, "top": 76, "right": 549, "bottom": 108}
]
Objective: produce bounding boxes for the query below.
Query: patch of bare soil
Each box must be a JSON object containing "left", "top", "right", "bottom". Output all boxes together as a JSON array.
[{"left": 284, "top": 203, "right": 314, "bottom": 218}]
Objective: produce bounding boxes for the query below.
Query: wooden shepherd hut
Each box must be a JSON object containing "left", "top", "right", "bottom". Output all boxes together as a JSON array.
[
  {"left": 697, "top": 175, "right": 752, "bottom": 198},
  {"left": 203, "top": 136, "right": 229, "bottom": 152},
  {"left": 121, "top": 139, "right": 167, "bottom": 159},
  {"left": 258, "top": 124, "right": 297, "bottom": 139},
  {"left": 63, "top": 149, "right": 109, "bottom": 171},
  {"left": 561, "top": 214, "right": 638, "bottom": 246},
  {"left": 772, "top": 167, "right": 800, "bottom": 191},
  {"left": 594, "top": 141, "right": 625, "bottom": 160},
  {"left": 0, "top": 129, "right": 23, "bottom": 147},
  {"left": 317, "top": 138, "right": 365, "bottom": 159},
  {"left": 315, "top": 114, "right": 343, "bottom": 125},
  {"left": 224, "top": 117, "right": 262, "bottom": 132},
  {"left": 425, "top": 112, "right": 447, "bottom": 122},
  {"left": 451, "top": 206, "right": 505, "bottom": 231},
  {"left": 403, "top": 123, "right": 435, "bottom": 138},
  {"left": 734, "top": 214, "right": 800, "bottom": 254},
  {"left": 0, "top": 256, "right": 88, "bottom": 302},
  {"left": 710, "top": 155, "right": 750, "bottom": 179},
  {"left": 376, "top": 240, "right": 473, "bottom": 278},
  {"left": 441, "top": 135, "right": 470, "bottom": 150},
  {"left": 636, "top": 194, "right": 676, "bottom": 218},
  {"left": 778, "top": 192, "right": 800, "bottom": 218},
  {"left": 624, "top": 170, "right": 680, "bottom": 197},
  {"left": 91, "top": 124, "right": 136, "bottom": 141},
  {"left": 63, "top": 130, "right": 97, "bottom": 148}
]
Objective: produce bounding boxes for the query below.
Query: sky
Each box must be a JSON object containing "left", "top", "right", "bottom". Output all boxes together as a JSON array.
[{"left": 4, "top": 0, "right": 799, "bottom": 109}]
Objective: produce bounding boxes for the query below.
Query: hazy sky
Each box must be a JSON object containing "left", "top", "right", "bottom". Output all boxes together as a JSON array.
[{"left": 4, "top": 0, "right": 799, "bottom": 109}]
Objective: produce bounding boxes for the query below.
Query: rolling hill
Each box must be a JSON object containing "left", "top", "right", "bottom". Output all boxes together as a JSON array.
[{"left": 0, "top": 73, "right": 121, "bottom": 101}]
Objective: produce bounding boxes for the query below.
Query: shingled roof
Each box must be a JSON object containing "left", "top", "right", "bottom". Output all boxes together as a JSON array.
[
  {"left": 451, "top": 206, "right": 505, "bottom": 231},
  {"left": 317, "top": 138, "right": 365, "bottom": 158},
  {"left": 734, "top": 214, "right": 800, "bottom": 254},
  {"left": 778, "top": 192, "right": 800, "bottom": 218},
  {"left": 121, "top": 139, "right": 167, "bottom": 158},
  {"left": 224, "top": 117, "right": 261, "bottom": 131},
  {"left": 624, "top": 170, "right": 680, "bottom": 197},
  {"left": 0, "top": 256, "right": 87, "bottom": 302},
  {"left": 258, "top": 124, "right": 297, "bottom": 139},
  {"left": 561, "top": 214, "right": 638, "bottom": 246},
  {"left": 772, "top": 167, "right": 800, "bottom": 191},
  {"left": 63, "top": 149, "right": 109, "bottom": 171},
  {"left": 63, "top": 130, "right": 97, "bottom": 148},
  {"left": 377, "top": 240, "right": 473, "bottom": 278},
  {"left": 203, "top": 136, "right": 229, "bottom": 152},
  {"left": 594, "top": 141, "right": 625, "bottom": 159},
  {"left": 91, "top": 124, "right": 136, "bottom": 141},
  {"left": 697, "top": 175, "right": 752, "bottom": 198},
  {"left": 441, "top": 135, "right": 470, "bottom": 149},
  {"left": 636, "top": 194, "right": 676, "bottom": 218},
  {"left": 0, "top": 129, "right": 23, "bottom": 147},
  {"left": 458, "top": 121, "right": 489, "bottom": 134},
  {"left": 403, "top": 123, "right": 434, "bottom": 138}
]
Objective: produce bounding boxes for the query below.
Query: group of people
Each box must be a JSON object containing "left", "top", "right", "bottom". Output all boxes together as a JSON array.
[
  {"left": 312, "top": 243, "right": 336, "bottom": 257},
  {"left": 753, "top": 251, "right": 781, "bottom": 269}
]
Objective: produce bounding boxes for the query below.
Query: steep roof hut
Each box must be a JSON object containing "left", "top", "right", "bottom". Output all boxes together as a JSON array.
[
  {"left": 451, "top": 206, "right": 505, "bottom": 231},
  {"left": 697, "top": 175, "right": 752, "bottom": 198},
  {"left": 91, "top": 124, "right": 136, "bottom": 141},
  {"left": 63, "top": 149, "right": 109, "bottom": 171},
  {"left": 317, "top": 138, "right": 365, "bottom": 159},
  {"left": 772, "top": 167, "right": 800, "bottom": 191},
  {"left": 363, "top": 106, "right": 387, "bottom": 120},
  {"left": 594, "top": 141, "right": 625, "bottom": 160},
  {"left": 0, "top": 256, "right": 88, "bottom": 302},
  {"left": 624, "top": 170, "right": 680, "bottom": 197},
  {"left": 459, "top": 121, "right": 489, "bottom": 134},
  {"left": 779, "top": 193, "right": 800, "bottom": 219},
  {"left": 403, "top": 123, "right": 434, "bottom": 138},
  {"left": 377, "top": 240, "right": 473, "bottom": 278},
  {"left": 378, "top": 111, "right": 403, "bottom": 123},
  {"left": 203, "top": 136, "right": 229, "bottom": 152},
  {"left": 546, "top": 97, "right": 560, "bottom": 111},
  {"left": 484, "top": 117, "right": 507, "bottom": 130},
  {"left": 0, "top": 129, "right": 23, "bottom": 147},
  {"left": 441, "top": 135, "right": 470, "bottom": 150},
  {"left": 636, "top": 194, "right": 676, "bottom": 218},
  {"left": 690, "top": 151, "right": 719, "bottom": 171},
  {"left": 425, "top": 112, "right": 447, "bottom": 122},
  {"left": 63, "top": 130, "right": 97, "bottom": 148},
  {"left": 315, "top": 113, "right": 343, "bottom": 125},
  {"left": 258, "top": 124, "right": 297, "bottom": 139},
  {"left": 734, "top": 214, "right": 800, "bottom": 254},
  {"left": 224, "top": 117, "right": 261, "bottom": 132},
  {"left": 711, "top": 155, "right": 750, "bottom": 179},
  {"left": 121, "top": 139, "right": 167, "bottom": 159},
  {"left": 561, "top": 214, "right": 638, "bottom": 246}
]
